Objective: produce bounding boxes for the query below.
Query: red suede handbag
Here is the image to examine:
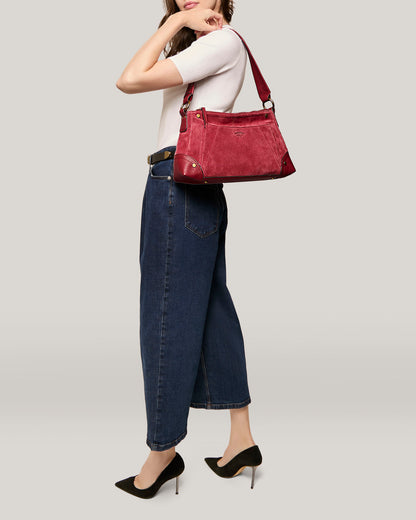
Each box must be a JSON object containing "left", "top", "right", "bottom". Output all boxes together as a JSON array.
[{"left": 173, "top": 28, "right": 296, "bottom": 185}]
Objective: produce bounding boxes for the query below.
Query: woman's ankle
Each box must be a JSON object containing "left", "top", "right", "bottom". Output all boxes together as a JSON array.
[
  {"left": 227, "top": 436, "right": 256, "bottom": 449},
  {"left": 148, "top": 446, "right": 176, "bottom": 458}
]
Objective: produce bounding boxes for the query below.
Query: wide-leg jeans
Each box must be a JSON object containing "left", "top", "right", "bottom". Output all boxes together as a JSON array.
[{"left": 139, "top": 145, "right": 251, "bottom": 451}]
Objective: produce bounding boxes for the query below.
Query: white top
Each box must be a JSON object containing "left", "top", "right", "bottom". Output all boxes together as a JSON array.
[{"left": 156, "top": 24, "right": 247, "bottom": 150}]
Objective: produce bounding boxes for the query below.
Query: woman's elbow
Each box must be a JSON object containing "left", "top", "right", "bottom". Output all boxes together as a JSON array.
[
  {"left": 115, "top": 77, "right": 127, "bottom": 92},
  {"left": 115, "top": 75, "right": 145, "bottom": 94}
]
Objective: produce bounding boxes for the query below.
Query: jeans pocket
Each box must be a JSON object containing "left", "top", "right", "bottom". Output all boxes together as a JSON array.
[
  {"left": 149, "top": 162, "right": 172, "bottom": 180},
  {"left": 184, "top": 184, "right": 221, "bottom": 238}
]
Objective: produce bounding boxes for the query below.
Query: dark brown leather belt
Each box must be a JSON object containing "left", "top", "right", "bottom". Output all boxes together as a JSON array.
[{"left": 147, "top": 150, "right": 175, "bottom": 165}]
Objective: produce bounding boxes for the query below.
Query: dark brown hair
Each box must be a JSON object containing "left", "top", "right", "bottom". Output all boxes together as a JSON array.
[{"left": 159, "top": 1, "right": 235, "bottom": 58}]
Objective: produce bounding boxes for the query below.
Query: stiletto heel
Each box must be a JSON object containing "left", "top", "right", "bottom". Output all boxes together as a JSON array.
[
  {"left": 204, "top": 445, "right": 262, "bottom": 489},
  {"left": 115, "top": 452, "right": 185, "bottom": 499},
  {"left": 251, "top": 465, "right": 257, "bottom": 489}
]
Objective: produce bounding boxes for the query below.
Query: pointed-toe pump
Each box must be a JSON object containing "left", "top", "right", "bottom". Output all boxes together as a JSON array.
[
  {"left": 204, "top": 445, "right": 262, "bottom": 489},
  {"left": 115, "top": 452, "right": 185, "bottom": 499}
]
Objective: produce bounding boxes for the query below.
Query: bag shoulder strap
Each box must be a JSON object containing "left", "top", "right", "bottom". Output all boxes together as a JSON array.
[{"left": 179, "top": 27, "right": 273, "bottom": 116}]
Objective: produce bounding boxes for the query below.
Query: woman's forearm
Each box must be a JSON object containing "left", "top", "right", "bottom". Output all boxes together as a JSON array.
[{"left": 116, "top": 13, "right": 184, "bottom": 90}]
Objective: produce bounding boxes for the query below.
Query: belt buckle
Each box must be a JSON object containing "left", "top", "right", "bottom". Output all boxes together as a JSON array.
[{"left": 147, "top": 150, "right": 172, "bottom": 165}]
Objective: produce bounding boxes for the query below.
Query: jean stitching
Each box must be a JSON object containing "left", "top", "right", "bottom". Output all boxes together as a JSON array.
[
  {"left": 220, "top": 191, "right": 227, "bottom": 235},
  {"left": 189, "top": 396, "right": 251, "bottom": 408},
  {"left": 153, "top": 199, "right": 173, "bottom": 445},
  {"left": 184, "top": 186, "right": 220, "bottom": 238},
  {"left": 200, "top": 349, "right": 211, "bottom": 407},
  {"left": 146, "top": 429, "right": 187, "bottom": 450},
  {"left": 168, "top": 175, "right": 174, "bottom": 205}
]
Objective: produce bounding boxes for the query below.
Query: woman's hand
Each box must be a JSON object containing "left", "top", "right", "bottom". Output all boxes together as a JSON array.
[{"left": 175, "top": 8, "right": 223, "bottom": 35}]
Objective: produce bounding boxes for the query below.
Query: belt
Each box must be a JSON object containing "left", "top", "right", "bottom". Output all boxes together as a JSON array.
[{"left": 147, "top": 150, "right": 175, "bottom": 165}]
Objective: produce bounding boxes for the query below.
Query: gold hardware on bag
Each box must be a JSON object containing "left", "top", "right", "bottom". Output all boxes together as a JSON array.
[
  {"left": 181, "top": 100, "right": 191, "bottom": 112},
  {"left": 192, "top": 163, "right": 196, "bottom": 167},
  {"left": 164, "top": 151, "right": 171, "bottom": 159},
  {"left": 196, "top": 114, "right": 200, "bottom": 118},
  {"left": 147, "top": 154, "right": 151, "bottom": 164}
]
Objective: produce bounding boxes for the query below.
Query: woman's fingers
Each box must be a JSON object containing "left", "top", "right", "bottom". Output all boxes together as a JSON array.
[
  {"left": 205, "top": 10, "right": 223, "bottom": 29},
  {"left": 182, "top": 8, "right": 224, "bottom": 32}
]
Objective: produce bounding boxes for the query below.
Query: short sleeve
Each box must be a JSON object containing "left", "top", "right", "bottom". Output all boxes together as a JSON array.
[{"left": 167, "top": 28, "right": 242, "bottom": 84}]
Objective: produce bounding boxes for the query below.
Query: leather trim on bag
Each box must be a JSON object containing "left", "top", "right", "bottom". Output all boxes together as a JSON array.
[{"left": 173, "top": 155, "right": 204, "bottom": 184}]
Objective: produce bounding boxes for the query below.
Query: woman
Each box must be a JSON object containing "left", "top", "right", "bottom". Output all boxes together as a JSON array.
[{"left": 114, "top": 0, "right": 262, "bottom": 499}]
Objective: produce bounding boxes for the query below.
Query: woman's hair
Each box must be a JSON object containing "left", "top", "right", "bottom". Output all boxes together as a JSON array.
[{"left": 160, "top": 1, "right": 235, "bottom": 58}]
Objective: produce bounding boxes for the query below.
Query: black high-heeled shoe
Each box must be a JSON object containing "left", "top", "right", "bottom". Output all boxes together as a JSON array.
[
  {"left": 115, "top": 452, "right": 185, "bottom": 499},
  {"left": 204, "top": 445, "right": 262, "bottom": 489}
]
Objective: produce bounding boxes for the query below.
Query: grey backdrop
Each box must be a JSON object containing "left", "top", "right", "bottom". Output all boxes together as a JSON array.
[{"left": 1, "top": 0, "right": 414, "bottom": 518}]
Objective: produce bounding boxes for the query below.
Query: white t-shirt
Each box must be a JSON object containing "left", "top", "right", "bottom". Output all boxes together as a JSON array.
[{"left": 156, "top": 24, "right": 247, "bottom": 150}]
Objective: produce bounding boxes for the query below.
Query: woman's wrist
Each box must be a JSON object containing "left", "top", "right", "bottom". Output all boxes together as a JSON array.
[{"left": 167, "top": 11, "right": 186, "bottom": 31}]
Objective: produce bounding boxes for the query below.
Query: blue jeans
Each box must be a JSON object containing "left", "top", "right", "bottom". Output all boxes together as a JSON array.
[{"left": 139, "top": 145, "right": 251, "bottom": 451}]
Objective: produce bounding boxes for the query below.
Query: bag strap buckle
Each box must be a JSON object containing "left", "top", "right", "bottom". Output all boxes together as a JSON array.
[{"left": 262, "top": 95, "right": 275, "bottom": 113}]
